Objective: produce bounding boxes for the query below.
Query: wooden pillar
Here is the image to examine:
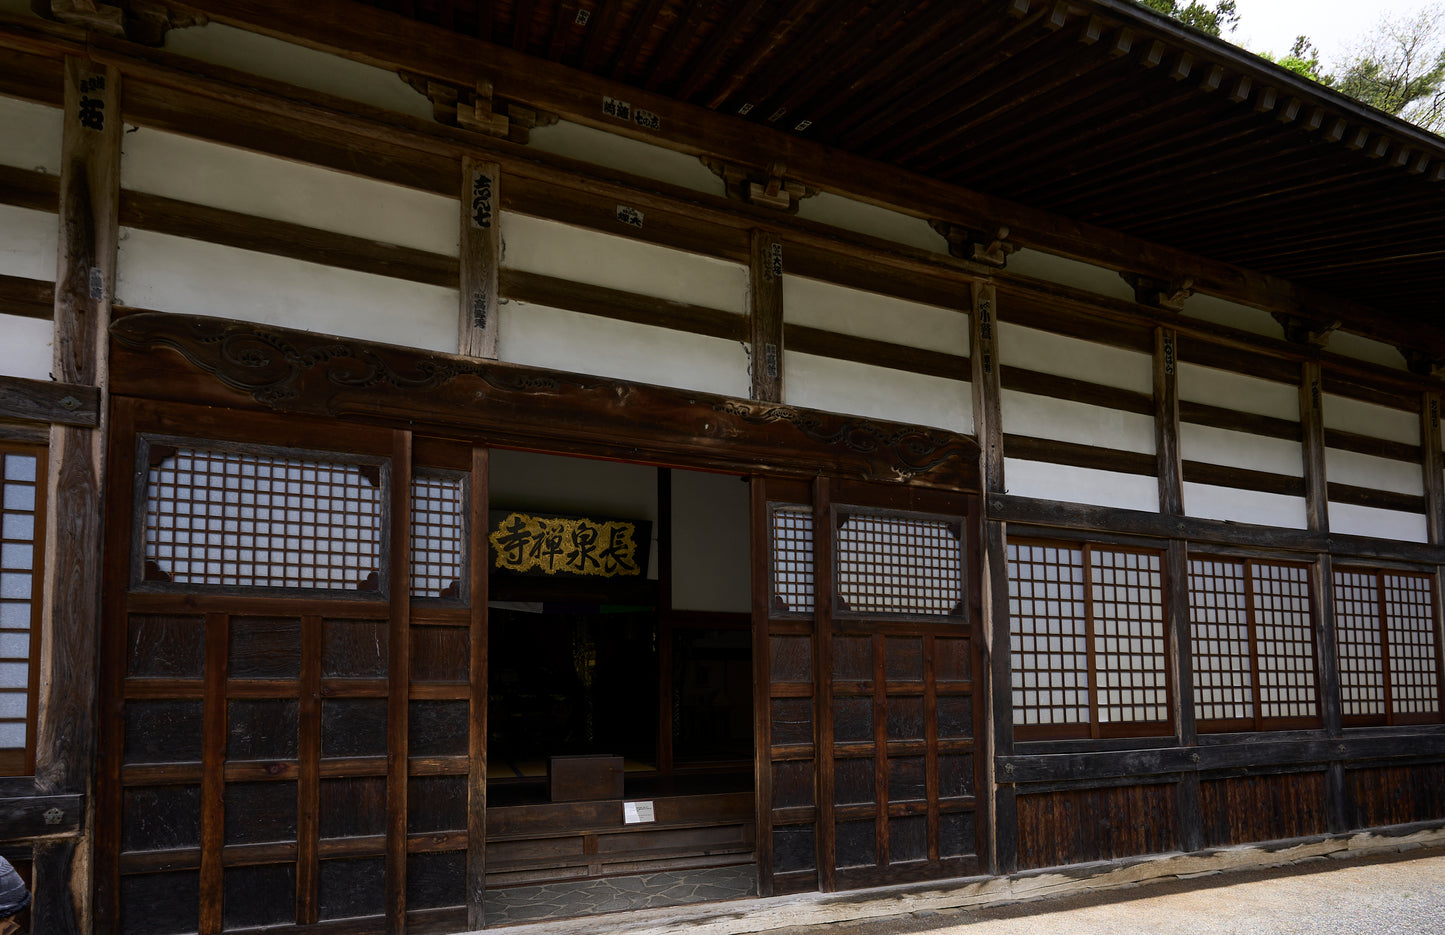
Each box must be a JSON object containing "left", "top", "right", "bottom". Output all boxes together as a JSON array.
[
  {"left": 466, "top": 447, "right": 489, "bottom": 930},
  {"left": 749, "top": 231, "right": 784, "bottom": 402},
  {"left": 970, "top": 281, "right": 1014, "bottom": 872},
  {"left": 1300, "top": 361, "right": 1328, "bottom": 533},
  {"left": 1314, "top": 554, "right": 1350, "bottom": 832},
  {"left": 1166, "top": 540, "right": 1203, "bottom": 851},
  {"left": 35, "top": 55, "right": 120, "bottom": 935},
  {"left": 1421, "top": 392, "right": 1444, "bottom": 545},
  {"left": 459, "top": 157, "right": 500, "bottom": 358},
  {"left": 1155, "top": 328, "right": 1183, "bottom": 515},
  {"left": 386, "top": 432, "right": 413, "bottom": 935}
]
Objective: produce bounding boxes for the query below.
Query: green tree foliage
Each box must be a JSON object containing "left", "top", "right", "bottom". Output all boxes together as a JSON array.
[
  {"left": 1137, "top": 0, "right": 1239, "bottom": 37},
  {"left": 1271, "top": 36, "right": 1332, "bottom": 84}
]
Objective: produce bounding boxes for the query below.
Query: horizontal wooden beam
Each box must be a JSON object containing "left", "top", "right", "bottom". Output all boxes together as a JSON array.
[
  {"left": 119, "top": 190, "right": 458, "bottom": 288},
  {"left": 1002, "top": 366, "right": 1153, "bottom": 415},
  {"left": 1000, "top": 732, "right": 1445, "bottom": 785},
  {"left": 1327, "top": 482, "right": 1428, "bottom": 515},
  {"left": 0, "top": 273, "right": 56, "bottom": 321},
  {"left": 0, "top": 375, "right": 99, "bottom": 426},
  {"left": 153, "top": 0, "right": 1445, "bottom": 357},
  {"left": 1182, "top": 460, "right": 1305, "bottom": 497},
  {"left": 986, "top": 492, "right": 1445, "bottom": 563},
  {"left": 1179, "top": 400, "right": 1302, "bottom": 441},
  {"left": 0, "top": 792, "right": 84, "bottom": 839},
  {"left": 0, "top": 163, "right": 59, "bottom": 213},
  {"left": 1004, "top": 434, "right": 1157, "bottom": 476},
  {"left": 499, "top": 268, "right": 746, "bottom": 341},
  {"left": 785, "top": 324, "right": 969, "bottom": 381}
]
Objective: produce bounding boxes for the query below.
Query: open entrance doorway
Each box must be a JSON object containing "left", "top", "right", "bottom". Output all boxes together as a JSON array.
[{"left": 481, "top": 450, "right": 757, "bottom": 925}]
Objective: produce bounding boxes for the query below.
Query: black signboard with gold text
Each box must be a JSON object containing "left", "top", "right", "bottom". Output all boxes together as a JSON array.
[{"left": 487, "top": 510, "right": 651, "bottom": 579}]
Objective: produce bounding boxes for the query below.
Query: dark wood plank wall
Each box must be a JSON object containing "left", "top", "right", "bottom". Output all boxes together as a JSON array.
[{"left": 2, "top": 14, "right": 1445, "bottom": 931}]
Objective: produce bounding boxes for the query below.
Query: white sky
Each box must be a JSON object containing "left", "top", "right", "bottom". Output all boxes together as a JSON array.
[{"left": 1226, "top": 0, "right": 1442, "bottom": 62}]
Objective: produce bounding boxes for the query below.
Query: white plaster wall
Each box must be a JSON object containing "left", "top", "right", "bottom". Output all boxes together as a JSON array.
[
  {"left": 1329, "top": 503, "right": 1429, "bottom": 543},
  {"left": 671, "top": 469, "right": 750, "bottom": 613},
  {"left": 794, "top": 193, "right": 942, "bottom": 254},
  {"left": 121, "top": 127, "right": 458, "bottom": 256},
  {"left": 1183, "top": 483, "right": 1308, "bottom": 529},
  {"left": 1003, "top": 251, "right": 1136, "bottom": 303},
  {"left": 1180, "top": 424, "right": 1303, "bottom": 476},
  {"left": 1323, "top": 394, "right": 1418, "bottom": 446},
  {"left": 0, "top": 205, "right": 57, "bottom": 282},
  {"left": 527, "top": 121, "right": 725, "bottom": 195},
  {"left": 1325, "top": 449, "right": 1423, "bottom": 496},
  {"left": 1178, "top": 363, "right": 1298, "bottom": 421},
  {"left": 163, "top": 22, "right": 435, "bottom": 121},
  {"left": 0, "top": 96, "right": 62, "bottom": 174},
  {"left": 1002, "top": 390, "right": 1155, "bottom": 455},
  {"left": 1329, "top": 332, "right": 1408, "bottom": 371},
  {"left": 784, "top": 352, "right": 973, "bottom": 434},
  {"left": 490, "top": 448, "right": 660, "bottom": 580},
  {"left": 502, "top": 212, "right": 748, "bottom": 314},
  {"left": 1180, "top": 294, "right": 1283, "bottom": 338},
  {"left": 0, "top": 313, "right": 52, "bottom": 380},
  {"left": 782, "top": 275, "right": 968, "bottom": 354},
  {"left": 1004, "top": 459, "right": 1159, "bottom": 512},
  {"left": 499, "top": 300, "right": 750, "bottom": 398},
  {"left": 117, "top": 229, "right": 459, "bottom": 352},
  {"left": 998, "top": 322, "right": 1152, "bottom": 394}
]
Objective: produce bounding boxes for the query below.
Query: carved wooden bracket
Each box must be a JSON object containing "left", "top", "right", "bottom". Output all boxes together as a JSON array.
[
  {"left": 1400, "top": 348, "right": 1445, "bottom": 379},
  {"left": 1271, "top": 312, "right": 1339, "bottom": 347},
  {"left": 930, "top": 221, "right": 1016, "bottom": 268},
  {"left": 1122, "top": 273, "right": 1194, "bottom": 312},
  {"left": 399, "top": 72, "right": 557, "bottom": 144},
  {"left": 701, "top": 158, "right": 816, "bottom": 212},
  {"left": 29, "top": 0, "right": 206, "bottom": 45}
]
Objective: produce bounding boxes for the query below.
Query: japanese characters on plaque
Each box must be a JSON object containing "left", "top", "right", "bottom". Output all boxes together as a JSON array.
[
  {"left": 78, "top": 75, "right": 106, "bottom": 131},
  {"left": 615, "top": 205, "right": 645, "bottom": 228},
  {"left": 488, "top": 511, "right": 650, "bottom": 578}
]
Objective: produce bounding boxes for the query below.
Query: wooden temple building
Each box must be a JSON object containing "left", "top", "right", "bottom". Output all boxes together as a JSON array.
[{"left": 2, "top": 0, "right": 1444, "bottom": 930}]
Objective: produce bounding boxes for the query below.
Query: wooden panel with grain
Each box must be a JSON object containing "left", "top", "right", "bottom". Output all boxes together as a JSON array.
[
  {"left": 1016, "top": 784, "right": 1179, "bottom": 871},
  {"left": 1199, "top": 772, "right": 1328, "bottom": 847}
]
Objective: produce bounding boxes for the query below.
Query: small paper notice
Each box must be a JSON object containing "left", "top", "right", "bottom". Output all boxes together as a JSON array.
[{"left": 623, "top": 800, "right": 656, "bottom": 824}]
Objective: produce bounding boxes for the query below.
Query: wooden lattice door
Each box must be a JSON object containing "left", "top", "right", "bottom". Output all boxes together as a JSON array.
[{"left": 753, "top": 478, "right": 983, "bottom": 895}]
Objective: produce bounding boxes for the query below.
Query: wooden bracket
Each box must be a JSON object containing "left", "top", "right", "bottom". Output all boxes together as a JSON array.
[
  {"left": 29, "top": 0, "right": 205, "bottom": 45},
  {"left": 1271, "top": 312, "right": 1339, "bottom": 347},
  {"left": 1400, "top": 348, "right": 1445, "bottom": 379},
  {"left": 931, "top": 221, "right": 1016, "bottom": 268},
  {"left": 701, "top": 158, "right": 815, "bottom": 212},
  {"left": 1122, "top": 272, "right": 1193, "bottom": 312},
  {"left": 399, "top": 72, "right": 556, "bottom": 143}
]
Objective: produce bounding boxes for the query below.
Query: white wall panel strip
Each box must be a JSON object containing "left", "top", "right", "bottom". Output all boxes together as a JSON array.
[
  {"left": 998, "top": 322, "right": 1152, "bottom": 394},
  {"left": 499, "top": 300, "right": 750, "bottom": 398},
  {"left": 1329, "top": 503, "right": 1429, "bottom": 543},
  {"left": 784, "top": 352, "right": 973, "bottom": 434},
  {"left": 0, "top": 205, "right": 59, "bottom": 282},
  {"left": 1005, "top": 459, "right": 1159, "bottom": 512},
  {"left": 1179, "top": 362, "right": 1298, "bottom": 420},
  {"left": 1179, "top": 294, "right": 1283, "bottom": 338},
  {"left": 794, "top": 193, "right": 942, "bottom": 254},
  {"left": 501, "top": 213, "right": 748, "bottom": 314},
  {"left": 1180, "top": 424, "right": 1303, "bottom": 477},
  {"left": 1326, "top": 448, "right": 1424, "bottom": 496},
  {"left": 0, "top": 313, "right": 52, "bottom": 381},
  {"left": 1182, "top": 483, "right": 1309, "bottom": 530},
  {"left": 121, "top": 127, "right": 459, "bottom": 255},
  {"left": 528, "top": 121, "right": 726, "bottom": 195},
  {"left": 1323, "top": 393, "right": 1419, "bottom": 445},
  {"left": 163, "top": 22, "right": 436, "bottom": 120},
  {"left": 1328, "top": 332, "right": 1408, "bottom": 371},
  {"left": 117, "top": 229, "right": 458, "bottom": 352},
  {"left": 1003, "top": 251, "right": 1136, "bottom": 303},
  {"left": 782, "top": 275, "right": 967, "bottom": 354},
  {"left": 671, "top": 469, "right": 750, "bottom": 613},
  {"left": 0, "top": 96, "right": 62, "bottom": 175},
  {"left": 1002, "top": 390, "right": 1155, "bottom": 454}
]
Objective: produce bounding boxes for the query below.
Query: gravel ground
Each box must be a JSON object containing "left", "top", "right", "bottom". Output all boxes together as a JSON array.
[{"left": 765, "top": 850, "right": 1445, "bottom": 935}]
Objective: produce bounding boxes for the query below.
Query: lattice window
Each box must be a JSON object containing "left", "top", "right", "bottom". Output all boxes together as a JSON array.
[
  {"left": 1188, "top": 560, "right": 1251, "bottom": 723},
  {"left": 1189, "top": 558, "right": 1319, "bottom": 731},
  {"left": 410, "top": 472, "right": 466, "bottom": 600},
  {"left": 0, "top": 446, "right": 43, "bottom": 774},
  {"left": 835, "top": 511, "right": 963, "bottom": 618},
  {"left": 141, "top": 441, "right": 386, "bottom": 592},
  {"left": 1009, "top": 540, "right": 1170, "bottom": 739},
  {"left": 1008, "top": 542, "right": 1089, "bottom": 729},
  {"left": 770, "top": 504, "right": 815, "bottom": 615},
  {"left": 1335, "top": 567, "right": 1443, "bottom": 725}
]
